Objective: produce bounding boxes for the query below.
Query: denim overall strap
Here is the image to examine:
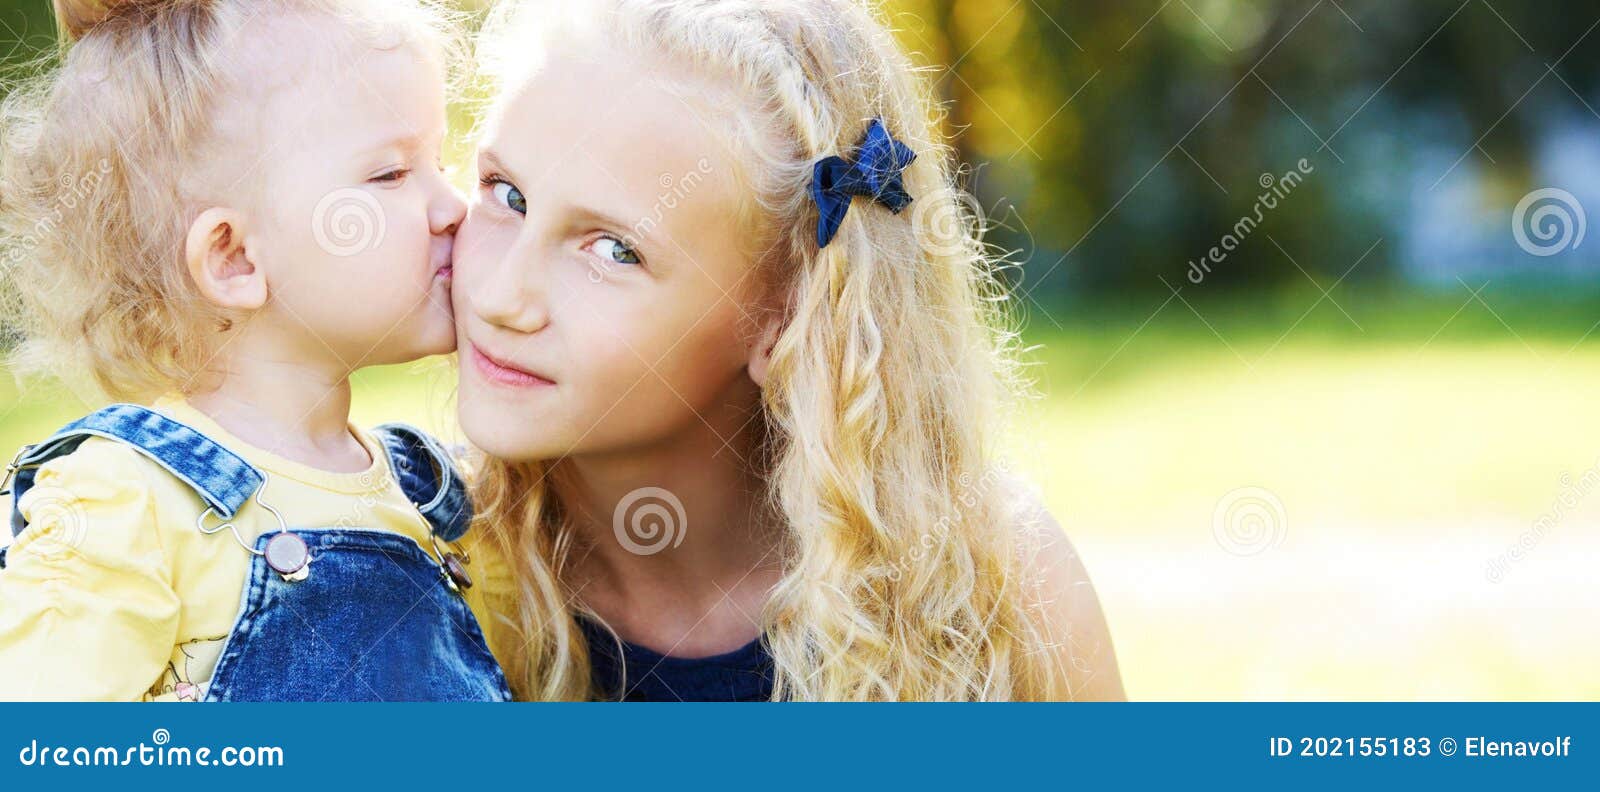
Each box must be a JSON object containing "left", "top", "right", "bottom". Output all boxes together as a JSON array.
[
  {"left": 371, "top": 423, "right": 473, "bottom": 542},
  {"left": 5, "top": 404, "right": 263, "bottom": 549}
]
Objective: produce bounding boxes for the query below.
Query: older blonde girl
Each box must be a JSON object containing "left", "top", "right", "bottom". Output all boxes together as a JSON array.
[{"left": 456, "top": 0, "right": 1123, "bottom": 701}]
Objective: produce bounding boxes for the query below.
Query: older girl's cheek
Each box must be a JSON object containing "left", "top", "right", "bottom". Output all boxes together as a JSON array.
[{"left": 452, "top": 218, "right": 498, "bottom": 289}]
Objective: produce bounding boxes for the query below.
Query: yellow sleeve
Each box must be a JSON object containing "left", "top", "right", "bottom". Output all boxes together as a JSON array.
[{"left": 0, "top": 439, "right": 180, "bottom": 701}]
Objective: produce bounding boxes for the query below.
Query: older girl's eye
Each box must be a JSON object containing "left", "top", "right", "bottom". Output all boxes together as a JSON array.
[
  {"left": 483, "top": 177, "right": 526, "bottom": 215},
  {"left": 590, "top": 236, "right": 641, "bottom": 265}
]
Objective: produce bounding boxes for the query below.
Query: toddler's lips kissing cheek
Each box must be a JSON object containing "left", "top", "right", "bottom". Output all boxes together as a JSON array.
[
  {"left": 427, "top": 233, "right": 456, "bottom": 318},
  {"left": 433, "top": 233, "right": 454, "bottom": 283}
]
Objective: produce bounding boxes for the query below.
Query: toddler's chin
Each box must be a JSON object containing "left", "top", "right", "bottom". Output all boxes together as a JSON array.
[
  {"left": 417, "top": 322, "right": 458, "bottom": 358},
  {"left": 415, "top": 298, "right": 459, "bottom": 355},
  {"left": 377, "top": 314, "right": 456, "bottom": 365}
]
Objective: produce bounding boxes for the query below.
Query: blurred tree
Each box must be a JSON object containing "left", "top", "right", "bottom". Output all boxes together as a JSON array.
[{"left": 884, "top": 0, "right": 1600, "bottom": 298}]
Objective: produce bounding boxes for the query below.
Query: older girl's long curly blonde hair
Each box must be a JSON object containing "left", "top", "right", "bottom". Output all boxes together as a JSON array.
[
  {"left": 0, "top": 0, "right": 462, "bottom": 401},
  {"left": 471, "top": 0, "right": 1065, "bottom": 701}
]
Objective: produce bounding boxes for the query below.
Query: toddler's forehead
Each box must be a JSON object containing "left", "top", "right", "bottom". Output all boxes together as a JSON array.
[
  {"left": 213, "top": 12, "right": 438, "bottom": 144},
  {"left": 223, "top": 12, "right": 392, "bottom": 104},
  {"left": 176, "top": 9, "right": 440, "bottom": 202}
]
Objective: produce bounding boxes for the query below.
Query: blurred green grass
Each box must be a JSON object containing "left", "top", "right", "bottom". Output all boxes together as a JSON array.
[
  {"left": 1007, "top": 286, "right": 1600, "bottom": 700},
  {"left": 3, "top": 287, "right": 1598, "bottom": 700},
  {"left": 1016, "top": 286, "right": 1600, "bottom": 526}
]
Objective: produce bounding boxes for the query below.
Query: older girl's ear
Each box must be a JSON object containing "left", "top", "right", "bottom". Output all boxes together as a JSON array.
[
  {"left": 185, "top": 207, "right": 266, "bottom": 311},
  {"left": 745, "top": 314, "right": 784, "bottom": 388}
]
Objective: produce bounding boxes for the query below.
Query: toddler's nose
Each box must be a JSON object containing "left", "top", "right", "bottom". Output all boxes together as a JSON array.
[{"left": 430, "top": 176, "right": 468, "bottom": 237}]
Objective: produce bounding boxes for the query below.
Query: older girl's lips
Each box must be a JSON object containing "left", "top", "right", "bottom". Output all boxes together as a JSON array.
[{"left": 469, "top": 341, "right": 555, "bottom": 388}]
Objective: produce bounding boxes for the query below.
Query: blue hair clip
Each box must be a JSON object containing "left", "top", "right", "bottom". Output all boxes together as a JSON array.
[{"left": 809, "top": 118, "right": 917, "bottom": 248}]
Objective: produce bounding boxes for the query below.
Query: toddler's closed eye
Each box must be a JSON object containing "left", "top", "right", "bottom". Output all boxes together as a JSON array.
[{"left": 370, "top": 168, "right": 409, "bottom": 184}]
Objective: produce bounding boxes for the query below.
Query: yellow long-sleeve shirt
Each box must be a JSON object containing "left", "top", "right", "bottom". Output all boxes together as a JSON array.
[{"left": 0, "top": 398, "right": 463, "bottom": 701}]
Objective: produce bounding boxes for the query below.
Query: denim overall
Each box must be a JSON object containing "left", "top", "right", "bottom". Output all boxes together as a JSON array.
[{"left": 0, "top": 404, "right": 511, "bottom": 702}]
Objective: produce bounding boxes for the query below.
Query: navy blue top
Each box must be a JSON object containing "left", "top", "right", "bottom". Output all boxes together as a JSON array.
[{"left": 580, "top": 618, "right": 775, "bottom": 702}]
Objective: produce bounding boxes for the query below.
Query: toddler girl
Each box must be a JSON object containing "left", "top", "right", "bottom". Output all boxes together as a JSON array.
[{"left": 0, "top": 0, "right": 507, "bottom": 701}]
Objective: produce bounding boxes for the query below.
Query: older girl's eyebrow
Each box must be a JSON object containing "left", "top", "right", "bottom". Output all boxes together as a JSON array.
[{"left": 572, "top": 204, "right": 639, "bottom": 235}]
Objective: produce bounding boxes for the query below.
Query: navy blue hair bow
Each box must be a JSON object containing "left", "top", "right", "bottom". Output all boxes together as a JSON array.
[{"left": 809, "top": 118, "right": 917, "bottom": 248}]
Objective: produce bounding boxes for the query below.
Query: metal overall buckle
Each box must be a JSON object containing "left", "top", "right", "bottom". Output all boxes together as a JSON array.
[
  {"left": 0, "top": 444, "right": 30, "bottom": 499},
  {"left": 427, "top": 525, "right": 473, "bottom": 594},
  {"left": 197, "top": 473, "right": 310, "bottom": 582}
]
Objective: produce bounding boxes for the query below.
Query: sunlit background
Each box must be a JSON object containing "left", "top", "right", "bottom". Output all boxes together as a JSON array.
[{"left": 3, "top": 0, "right": 1597, "bottom": 700}]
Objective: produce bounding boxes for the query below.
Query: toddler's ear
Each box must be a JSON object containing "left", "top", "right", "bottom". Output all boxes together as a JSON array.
[{"left": 185, "top": 208, "right": 265, "bottom": 310}]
